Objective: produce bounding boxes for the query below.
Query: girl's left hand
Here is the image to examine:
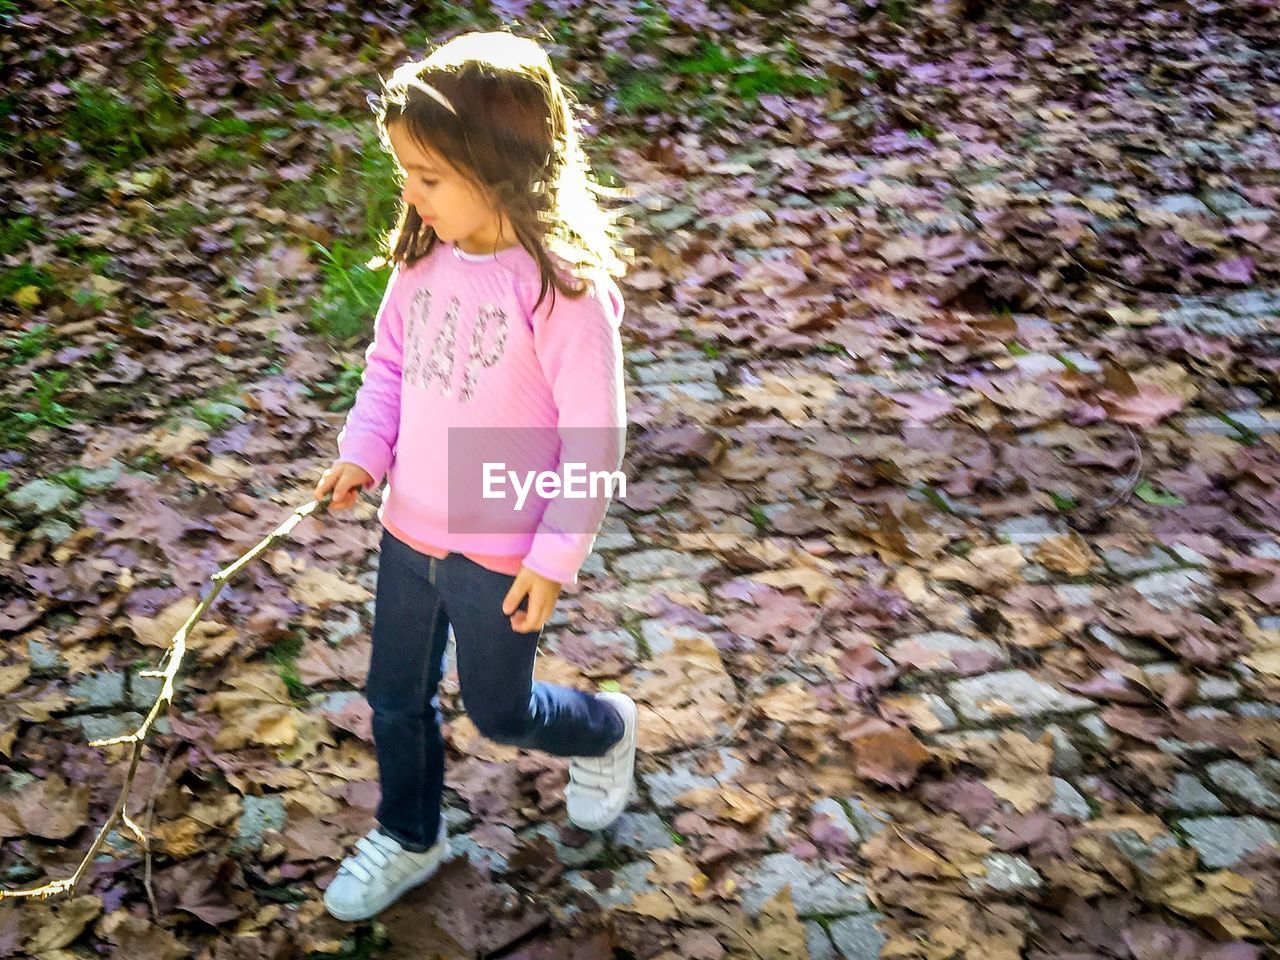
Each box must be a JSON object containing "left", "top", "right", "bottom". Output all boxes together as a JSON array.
[{"left": 502, "top": 566, "right": 564, "bottom": 634}]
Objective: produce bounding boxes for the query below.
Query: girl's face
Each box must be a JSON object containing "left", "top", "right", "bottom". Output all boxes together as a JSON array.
[{"left": 386, "top": 120, "right": 513, "bottom": 253}]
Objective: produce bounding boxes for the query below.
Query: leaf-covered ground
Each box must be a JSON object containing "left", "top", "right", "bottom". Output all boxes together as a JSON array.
[{"left": 2, "top": 0, "right": 1280, "bottom": 958}]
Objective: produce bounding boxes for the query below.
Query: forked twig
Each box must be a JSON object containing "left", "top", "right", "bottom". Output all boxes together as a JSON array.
[{"left": 0, "top": 491, "right": 337, "bottom": 902}]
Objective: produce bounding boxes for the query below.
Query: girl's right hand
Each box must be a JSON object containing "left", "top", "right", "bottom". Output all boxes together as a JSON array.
[{"left": 314, "top": 461, "right": 374, "bottom": 511}]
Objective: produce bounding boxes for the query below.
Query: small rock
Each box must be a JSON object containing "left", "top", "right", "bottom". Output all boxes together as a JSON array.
[
  {"left": 828, "top": 912, "right": 888, "bottom": 960},
  {"left": 320, "top": 607, "right": 363, "bottom": 647},
  {"left": 1058, "top": 350, "right": 1102, "bottom": 373},
  {"left": 65, "top": 712, "right": 147, "bottom": 741},
  {"left": 442, "top": 802, "right": 474, "bottom": 834},
  {"left": 885, "top": 692, "right": 958, "bottom": 732},
  {"left": 887, "top": 632, "right": 1007, "bottom": 674},
  {"left": 309, "top": 690, "right": 364, "bottom": 714},
  {"left": 1100, "top": 545, "right": 1171, "bottom": 576},
  {"left": 451, "top": 832, "right": 510, "bottom": 875},
  {"left": 5, "top": 478, "right": 80, "bottom": 515},
  {"left": 1183, "top": 415, "right": 1250, "bottom": 436},
  {"left": 842, "top": 797, "right": 890, "bottom": 840},
  {"left": 1234, "top": 702, "right": 1280, "bottom": 719},
  {"left": 1087, "top": 624, "right": 1162, "bottom": 663},
  {"left": 68, "top": 671, "right": 126, "bottom": 711},
  {"left": 1021, "top": 563, "right": 1052, "bottom": 583},
  {"left": 33, "top": 518, "right": 76, "bottom": 544},
  {"left": 1221, "top": 409, "right": 1280, "bottom": 434},
  {"left": 1164, "top": 543, "right": 1210, "bottom": 567},
  {"left": 737, "top": 853, "right": 869, "bottom": 917},
  {"left": 1042, "top": 724, "right": 1082, "bottom": 777},
  {"left": 610, "top": 549, "right": 719, "bottom": 583},
  {"left": 1163, "top": 774, "right": 1226, "bottom": 813},
  {"left": 1054, "top": 584, "right": 1097, "bottom": 608},
  {"left": 641, "top": 749, "right": 743, "bottom": 809},
  {"left": 1049, "top": 778, "right": 1092, "bottom": 820},
  {"left": 1078, "top": 713, "right": 1117, "bottom": 750},
  {"left": 766, "top": 809, "right": 796, "bottom": 846},
  {"left": 1012, "top": 353, "right": 1067, "bottom": 376},
  {"left": 804, "top": 921, "right": 837, "bottom": 960},
  {"left": 1177, "top": 817, "right": 1280, "bottom": 869},
  {"left": 948, "top": 670, "right": 1094, "bottom": 723},
  {"left": 519, "top": 822, "right": 605, "bottom": 868},
  {"left": 65, "top": 460, "right": 124, "bottom": 493},
  {"left": 624, "top": 347, "right": 657, "bottom": 365},
  {"left": 1109, "top": 829, "right": 1181, "bottom": 875},
  {"left": 633, "top": 382, "right": 724, "bottom": 403},
  {"left": 27, "top": 639, "right": 67, "bottom": 676},
  {"left": 232, "top": 795, "right": 287, "bottom": 854},
  {"left": 632, "top": 358, "right": 727, "bottom": 385},
  {"left": 129, "top": 672, "right": 176, "bottom": 710},
  {"left": 1201, "top": 190, "right": 1249, "bottom": 214},
  {"left": 0, "top": 771, "right": 37, "bottom": 794},
  {"left": 1205, "top": 760, "right": 1280, "bottom": 812},
  {"left": 355, "top": 568, "right": 378, "bottom": 594},
  {"left": 811, "top": 798, "right": 861, "bottom": 845},
  {"left": 640, "top": 619, "right": 704, "bottom": 657},
  {"left": 606, "top": 812, "right": 676, "bottom": 855},
  {"left": 972, "top": 853, "right": 1042, "bottom": 893},
  {"left": 1197, "top": 676, "right": 1242, "bottom": 702},
  {"left": 1152, "top": 194, "right": 1212, "bottom": 216},
  {"left": 1130, "top": 569, "right": 1213, "bottom": 611},
  {"left": 594, "top": 525, "right": 637, "bottom": 552},
  {"left": 578, "top": 553, "right": 607, "bottom": 580},
  {"left": 564, "top": 859, "right": 656, "bottom": 909},
  {"left": 587, "top": 579, "right": 706, "bottom": 613}
]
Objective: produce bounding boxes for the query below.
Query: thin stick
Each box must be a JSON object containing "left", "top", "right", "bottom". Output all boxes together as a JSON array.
[{"left": 0, "top": 491, "right": 337, "bottom": 902}]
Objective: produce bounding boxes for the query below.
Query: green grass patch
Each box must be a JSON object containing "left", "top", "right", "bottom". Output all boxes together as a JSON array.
[
  {"left": 0, "top": 263, "right": 57, "bottom": 306},
  {"left": 602, "top": 36, "right": 831, "bottom": 119},
  {"left": 0, "top": 369, "right": 80, "bottom": 449},
  {"left": 308, "top": 357, "right": 365, "bottom": 413},
  {"left": 1048, "top": 490, "right": 1077, "bottom": 511},
  {"left": 0, "top": 323, "right": 60, "bottom": 366},
  {"left": 59, "top": 39, "right": 193, "bottom": 173},
  {"left": 307, "top": 240, "right": 393, "bottom": 343},
  {"left": 0, "top": 215, "right": 43, "bottom": 257},
  {"left": 267, "top": 630, "right": 311, "bottom": 703}
]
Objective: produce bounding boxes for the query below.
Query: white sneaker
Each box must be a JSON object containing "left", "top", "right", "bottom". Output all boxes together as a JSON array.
[
  {"left": 323, "top": 823, "right": 450, "bottom": 921},
  {"left": 566, "top": 691, "right": 638, "bottom": 831}
]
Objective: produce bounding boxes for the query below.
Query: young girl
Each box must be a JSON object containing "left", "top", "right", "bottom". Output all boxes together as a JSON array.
[{"left": 312, "top": 30, "right": 638, "bottom": 922}]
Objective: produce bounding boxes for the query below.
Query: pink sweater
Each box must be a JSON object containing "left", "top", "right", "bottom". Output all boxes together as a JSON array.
[{"left": 335, "top": 240, "right": 626, "bottom": 586}]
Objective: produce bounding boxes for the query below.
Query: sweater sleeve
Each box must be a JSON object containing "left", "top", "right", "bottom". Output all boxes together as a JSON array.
[
  {"left": 521, "top": 272, "right": 627, "bottom": 586},
  {"left": 335, "top": 265, "right": 406, "bottom": 491}
]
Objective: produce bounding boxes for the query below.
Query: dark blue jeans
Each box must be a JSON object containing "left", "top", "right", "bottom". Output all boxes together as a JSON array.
[{"left": 366, "top": 526, "right": 625, "bottom": 852}]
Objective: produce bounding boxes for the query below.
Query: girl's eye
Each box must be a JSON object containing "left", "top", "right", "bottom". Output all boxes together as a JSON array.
[{"left": 420, "top": 178, "right": 437, "bottom": 187}]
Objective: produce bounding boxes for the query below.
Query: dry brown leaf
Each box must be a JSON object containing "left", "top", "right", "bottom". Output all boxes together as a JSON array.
[
  {"left": 748, "top": 565, "right": 838, "bottom": 604},
  {"left": 645, "top": 847, "right": 703, "bottom": 886},
  {"left": 127, "top": 597, "right": 237, "bottom": 657},
  {"left": 852, "top": 727, "right": 931, "bottom": 789},
  {"left": 23, "top": 896, "right": 103, "bottom": 954},
  {"left": 1032, "top": 533, "right": 1097, "bottom": 575},
  {"left": 928, "top": 544, "right": 1025, "bottom": 589},
  {"left": 286, "top": 566, "right": 373, "bottom": 608},
  {"left": 754, "top": 682, "right": 824, "bottom": 724}
]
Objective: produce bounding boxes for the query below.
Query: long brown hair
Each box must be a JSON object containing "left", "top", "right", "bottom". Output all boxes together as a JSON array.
[{"left": 367, "top": 30, "right": 631, "bottom": 316}]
